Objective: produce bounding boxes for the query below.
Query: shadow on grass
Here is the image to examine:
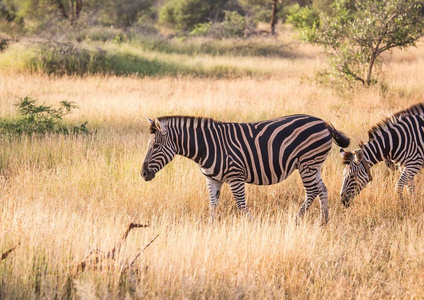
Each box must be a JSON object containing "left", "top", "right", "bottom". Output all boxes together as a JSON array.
[
  {"left": 21, "top": 43, "right": 256, "bottom": 77},
  {"left": 135, "top": 36, "right": 303, "bottom": 59}
]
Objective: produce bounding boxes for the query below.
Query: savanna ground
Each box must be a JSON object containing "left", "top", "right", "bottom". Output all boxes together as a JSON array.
[{"left": 1, "top": 34, "right": 424, "bottom": 299}]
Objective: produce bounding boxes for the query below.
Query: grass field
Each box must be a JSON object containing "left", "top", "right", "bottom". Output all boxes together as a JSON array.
[{"left": 1, "top": 37, "right": 424, "bottom": 299}]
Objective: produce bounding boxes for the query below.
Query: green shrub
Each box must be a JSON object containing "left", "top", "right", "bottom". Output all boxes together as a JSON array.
[
  {"left": 286, "top": 4, "right": 320, "bottom": 30},
  {"left": 190, "top": 11, "right": 246, "bottom": 38},
  {"left": 159, "top": 0, "right": 209, "bottom": 30},
  {"left": 84, "top": 26, "right": 123, "bottom": 42},
  {"left": 158, "top": 0, "right": 232, "bottom": 31},
  {"left": 0, "top": 97, "right": 89, "bottom": 135},
  {"left": 189, "top": 22, "right": 212, "bottom": 37}
]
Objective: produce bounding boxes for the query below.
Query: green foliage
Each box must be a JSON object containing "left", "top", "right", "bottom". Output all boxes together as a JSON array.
[
  {"left": 305, "top": 0, "right": 424, "bottom": 86},
  {"left": 286, "top": 4, "right": 320, "bottom": 29},
  {"left": 100, "top": 0, "right": 155, "bottom": 28},
  {"left": 189, "top": 22, "right": 212, "bottom": 37},
  {"left": 218, "top": 10, "right": 246, "bottom": 37},
  {"left": 159, "top": 0, "right": 209, "bottom": 30},
  {"left": 0, "top": 0, "right": 16, "bottom": 22},
  {"left": 158, "top": 0, "right": 231, "bottom": 31},
  {"left": 190, "top": 11, "right": 247, "bottom": 38},
  {"left": 112, "top": 33, "right": 128, "bottom": 45},
  {"left": 0, "top": 97, "right": 88, "bottom": 135}
]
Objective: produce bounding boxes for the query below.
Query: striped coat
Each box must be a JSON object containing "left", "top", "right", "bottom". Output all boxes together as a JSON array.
[
  {"left": 340, "top": 103, "right": 424, "bottom": 206},
  {"left": 142, "top": 115, "right": 350, "bottom": 223}
]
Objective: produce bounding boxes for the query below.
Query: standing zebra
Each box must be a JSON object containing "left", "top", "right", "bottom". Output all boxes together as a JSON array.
[
  {"left": 340, "top": 103, "right": 424, "bottom": 206},
  {"left": 141, "top": 115, "right": 350, "bottom": 224}
]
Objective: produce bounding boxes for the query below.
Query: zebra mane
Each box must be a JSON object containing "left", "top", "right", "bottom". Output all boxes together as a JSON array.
[
  {"left": 150, "top": 116, "right": 216, "bottom": 133},
  {"left": 368, "top": 102, "right": 424, "bottom": 141},
  {"left": 342, "top": 151, "right": 354, "bottom": 165}
]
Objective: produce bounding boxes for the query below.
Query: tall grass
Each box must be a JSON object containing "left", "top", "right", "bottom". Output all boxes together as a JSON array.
[{"left": 1, "top": 41, "right": 424, "bottom": 298}]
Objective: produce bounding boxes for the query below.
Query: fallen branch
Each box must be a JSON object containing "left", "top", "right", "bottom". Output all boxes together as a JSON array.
[
  {"left": 72, "top": 223, "right": 150, "bottom": 275},
  {"left": 1, "top": 243, "right": 19, "bottom": 262},
  {"left": 107, "top": 223, "right": 149, "bottom": 260},
  {"left": 129, "top": 233, "right": 160, "bottom": 267}
]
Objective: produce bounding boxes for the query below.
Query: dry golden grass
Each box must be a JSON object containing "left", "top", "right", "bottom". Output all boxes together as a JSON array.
[{"left": 1, "top": 43, "right": 424, "bottom": 299}]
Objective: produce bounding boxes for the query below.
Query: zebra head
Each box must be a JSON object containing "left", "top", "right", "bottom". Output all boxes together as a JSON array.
[
  {"left": 141, "top": 118, "right": 176, "bottom": 182},
  {"left": 339, "top": 148, "right": 373, "bottom": 207}
]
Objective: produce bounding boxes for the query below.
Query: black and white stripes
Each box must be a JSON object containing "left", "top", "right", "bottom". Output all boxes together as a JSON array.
[
  {"left": 142, "top": 114, "right": 350, "bottom": 223},
  {"left": 340, "top": 103, "right": 424, "bottom": 206}
]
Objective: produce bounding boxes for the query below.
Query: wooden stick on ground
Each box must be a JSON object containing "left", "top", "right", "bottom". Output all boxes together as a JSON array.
[
  {"left": 73, "top": 223, "right": 149, "bottom": 274},
  {"left": 129, "top": 233, "right": 160, "bottom": 267},
  {"left": 107, "top": 223, "right": 149, "bottom": 260},
  {"left": 1, "top": 244, "right": 19, "bottom": 262}
]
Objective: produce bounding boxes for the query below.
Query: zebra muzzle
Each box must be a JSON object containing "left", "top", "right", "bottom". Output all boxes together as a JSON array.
[
  {"left": 341, "top": 194, "right": 351, "bottom": 208},
  {"left": 141, "top": 163, "right": 155, "bottom": 181}
]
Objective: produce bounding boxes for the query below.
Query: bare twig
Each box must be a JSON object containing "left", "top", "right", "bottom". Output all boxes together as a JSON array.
[
  {"left": 1, "top": 243, "right": 19, "bottom": 262},
  {"left": 72, "top": 223, "right": 149, "bottom": 275},
  {"left": 129, "top": 234, "right": 160, "bottom": 267},
  {"left": 107, "top": 223, "right": 149, "bottom": 260}
]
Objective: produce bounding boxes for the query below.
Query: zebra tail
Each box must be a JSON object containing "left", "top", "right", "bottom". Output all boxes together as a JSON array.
[{"left": 326, "top": 123, "right": 350, "bottom": 148}]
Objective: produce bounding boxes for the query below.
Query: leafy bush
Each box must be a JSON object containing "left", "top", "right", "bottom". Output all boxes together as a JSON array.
[
  {"left": 305, "top": 0, "right": 424, "bottom": 86},
  {"left": 214, "top": 11, "right": 246, "bottom": 38},
  {"left": 190, "top": 11, "right": 247, "bottom": 38},
  {"left": 189, "top": 22, "right": 212, "bottom": 37},
  {"left": 159, "top": 0, "right": 210, "bottom": 30},
  {"left": 0, "top": 97, "right": 88, "bottom": 135},
  {"left": 28, "top": 42, "right": 114, "bottom": 76},
  {"left": 158, "top": 0, "right": 232, "bottom": 31},
  {"left": 84, "top": 26, "right": 123, "bottom": 42},
  {"left": 286, "top": 4, "right": 320, "bottom": 30}
]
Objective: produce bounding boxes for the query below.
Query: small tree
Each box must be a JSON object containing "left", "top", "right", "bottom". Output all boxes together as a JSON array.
[
  {"left": 306, "top": 0, "right": 424, "bottom": 86},
  {"left": 55, "top": 0, "right": 83, "bottom": 24}
]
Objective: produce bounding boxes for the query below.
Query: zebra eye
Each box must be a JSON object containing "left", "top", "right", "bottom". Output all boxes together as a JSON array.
[{"left": 152, "top": 144, "right": 160, "bottom": 150}]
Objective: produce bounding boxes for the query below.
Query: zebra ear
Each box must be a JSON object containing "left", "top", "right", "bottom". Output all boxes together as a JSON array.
[
  {"left": 339, "top": 148, "right": 346, "bottom": 158},
  {"left": 354, "top": 149, "right": 364, "bottom": 163},
  {"left": 154, "top": 118, "right": 166, "bottom": 133},
  {"left": 147, "top": 118, "right": 154, "bottom": 125}
]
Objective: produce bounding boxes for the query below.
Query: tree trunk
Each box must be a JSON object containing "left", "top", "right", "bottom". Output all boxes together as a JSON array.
[
  {"left": 270, "top": 0, "right": 278, "bottom": 35},
  {"left": 366, "top": 53, "right": 377, "bottom": 86}
]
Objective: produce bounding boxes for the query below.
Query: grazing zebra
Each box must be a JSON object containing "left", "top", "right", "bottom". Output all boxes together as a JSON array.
[
  {"left": 141, "top": 115, "right": 350, "bottom": 224},
  {"left": 340, "top": 103, "right": 424, "bottom": 206}
]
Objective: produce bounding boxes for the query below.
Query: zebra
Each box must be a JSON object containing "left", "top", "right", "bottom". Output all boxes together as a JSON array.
[
  {"left": 141, "top": 115, "right": 350, "bottom": 224},
  {"left": 340, "top": 103, "right": 424, "bottom": 207}
]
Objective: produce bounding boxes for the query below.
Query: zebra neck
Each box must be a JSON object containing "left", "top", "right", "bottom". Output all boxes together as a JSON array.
[
  {"left": 362, "top": 140, "right": 386, "bottom": 167},
  {"left": 168, "top": 117, "right": 215, "bottom": 165}
]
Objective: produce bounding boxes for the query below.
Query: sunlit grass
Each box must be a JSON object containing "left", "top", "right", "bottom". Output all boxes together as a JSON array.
[{"left": 1, "top": 40, "right": 424, "bottom": 298}]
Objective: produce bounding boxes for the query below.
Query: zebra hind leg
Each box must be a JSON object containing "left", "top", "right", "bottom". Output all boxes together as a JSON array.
[
  {"left": 396, "top": 166, "right": 419, "bottom": 201},
  {"left": 206, "top": 177, "right": 224, "bottom": 223},
  {"left": 229, "top": 179, "right": 254, "bottom": 221}
]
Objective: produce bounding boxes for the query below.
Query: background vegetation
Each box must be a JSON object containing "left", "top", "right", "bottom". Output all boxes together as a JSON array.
[
  {"left": 1, "top": 0, "right": 423, "bottom": 86},
  {"left": 1, "top": 0, "right": 424, "bottom": 298}
]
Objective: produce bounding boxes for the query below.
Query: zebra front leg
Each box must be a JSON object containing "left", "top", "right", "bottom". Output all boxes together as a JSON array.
[
  {"left": 407, "top": 179, "right": 416, "bottom": 196},
  {"left": 229, "top": 179, "right": 253, "bottom": 221},
  {"left": 206, "top": 177, "right": 223, "bottom": 223},
  {"left": 296, "top": 168, "right": 320, "bottom": 224}
]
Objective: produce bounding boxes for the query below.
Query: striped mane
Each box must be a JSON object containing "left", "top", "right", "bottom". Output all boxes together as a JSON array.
[
  {"left": 342, "top": 151, "right": 354, "bottom": 165},
  {"left": 368, "top": 103, "right": 424, "bottom": 141},
  {"left": 150, "top": 116, "right": 216, "bottom": 133}
]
